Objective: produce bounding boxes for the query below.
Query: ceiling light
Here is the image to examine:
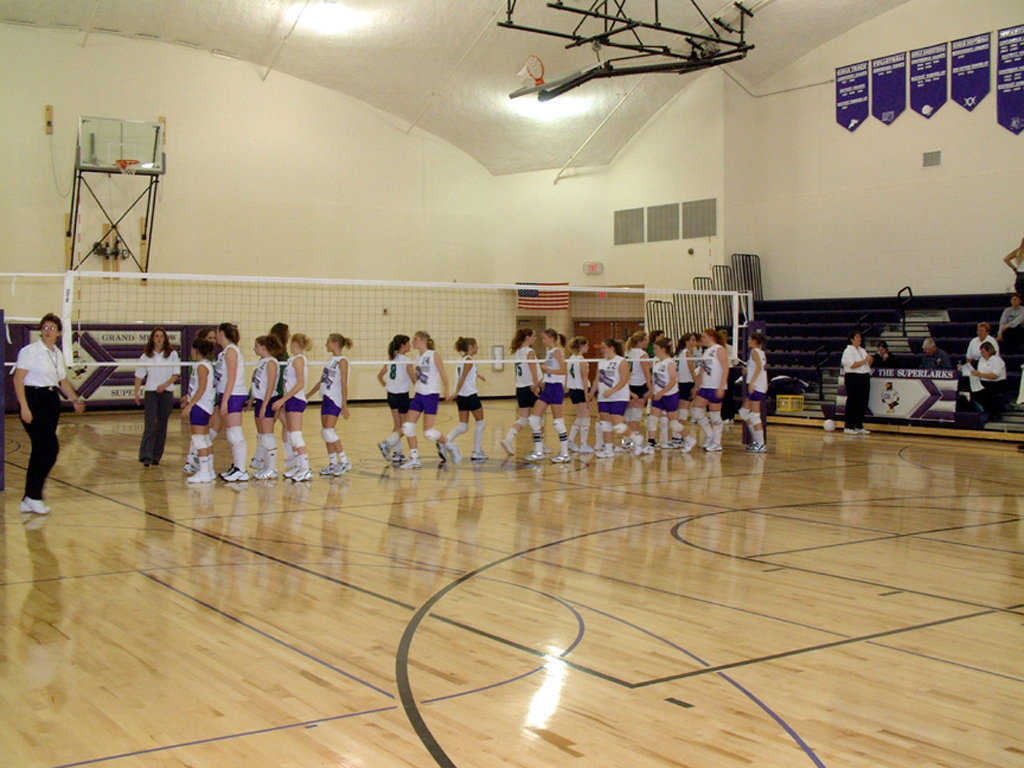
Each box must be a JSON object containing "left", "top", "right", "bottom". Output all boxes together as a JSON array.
[
  {"left": 290, "top": 2, "right": 378, "bottom": 36},
  {"left": 508, "top": 94, "right": 593, "bottom": 122}
]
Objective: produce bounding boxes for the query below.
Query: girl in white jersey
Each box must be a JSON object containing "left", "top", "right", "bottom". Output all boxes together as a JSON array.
[
  {"left": 184, "top": 327, "right": 220, "bottom": 475},
  {"left": 183, "top": 338, "right": 217, "bottom": 484},
  {"left": 625, "top": 331, "right": 654, "bottom": 456},
  {"left": 215, "top": 323, "right": 251, "bottom": 482},
  {"left": 525, "top": 329, "right": 570, "bottom": 463},
  {"left": 377, "top": 334, "right": 414, "bottom": 464},
  {"left": 307, "top": 333, "right": 352, "bottom": 476},
  {"left": 501, "top": 328, "right": 541, "bottom": 455},
  {"left": 445, "top": 337, "right": 488, "bottom": 463},
  {"left": 738, "top": 332, "right": 768, "bottom": 453},
  {"left": 649, "top": 338, "right": 684, "bottom": 449},
  {"left": 248, "top": 334, "right": 285, "bottom": 480},
  {"left": 588, "top": 338, "right": 631, "bottom": 458},
  {"left": 565, "top": 336, "right": 593, "bottom": 454},
  {"left": 272, "top": 333, "right": 313, "bottom": 481},
  {"left": 400, "top": 331, "right": 452, "bottom": 469},
  {"left": 693, "top": 328, "right": 729, "bottom": 452},
  {"left": 674, "top": 333, "right": 700, "bottom": 452}
]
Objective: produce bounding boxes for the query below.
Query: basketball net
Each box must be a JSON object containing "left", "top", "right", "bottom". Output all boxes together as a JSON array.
[{"left": 517, "top": 55, "right": 545, "bottom": 86}]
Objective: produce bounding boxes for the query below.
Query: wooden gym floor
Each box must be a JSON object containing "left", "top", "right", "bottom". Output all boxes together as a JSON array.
[{"left": 2, "top": 403, "right": 1023, "bottom": 767}]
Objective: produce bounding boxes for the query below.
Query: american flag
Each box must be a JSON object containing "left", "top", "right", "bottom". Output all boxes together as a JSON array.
[{"left": 517, "top": 282, "right": 570, "bottom": 311}]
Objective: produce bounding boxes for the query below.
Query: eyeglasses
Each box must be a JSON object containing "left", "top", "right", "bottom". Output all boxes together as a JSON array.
[{"left": 41, "top": 325, "right": 59, "bottom": 332}]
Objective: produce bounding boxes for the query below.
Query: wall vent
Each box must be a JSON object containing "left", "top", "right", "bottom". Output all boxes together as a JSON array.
[
  {"left": 682, "top": 198, "right": 717, "bottom": 238},
  {"left": 923, "top": 150, "right": 941, "bottom": 167},
  {"left": 646, "top": 203, "right": 681, "bottom": 242},
  {"left": 614, "top": 208, "right": 645, "bottom": 245}
]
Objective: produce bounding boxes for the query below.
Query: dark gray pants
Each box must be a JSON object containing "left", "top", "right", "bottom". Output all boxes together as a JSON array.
[{"left": 140, "top": 390, "right": 175, "bottom": 462}]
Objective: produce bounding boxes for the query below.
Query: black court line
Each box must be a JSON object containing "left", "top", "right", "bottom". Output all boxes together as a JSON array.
[
  {"left": 665, "top": 697, "right": 694, "bottom": 708},
  {"left": 896, "top": 444, "right": 1024, "bottom": 488}
]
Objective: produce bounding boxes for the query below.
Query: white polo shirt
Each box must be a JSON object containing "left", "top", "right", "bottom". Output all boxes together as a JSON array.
[
  {"left": 16, "top": 340, "right": 66, "bottom": 387},
  {"left": 135, "top": 350, "right": 180, "bottom": 391},
  {"left": 978, "top": 354, "right": 1007, "bottom": 382}
]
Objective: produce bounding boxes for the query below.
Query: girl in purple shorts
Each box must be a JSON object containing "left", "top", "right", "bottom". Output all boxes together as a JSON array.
[
  {"left": 249, "top": 334, "right": 284, "bottom": 479},
  {"left": 589, "top": 338, "right": 631, "bottom": 458},
  {"left": 400, "top": 331, "right": 452, "bottom": 469},
  {"left": 273, "top": 333, "right": 312, "bottom": 481},
  {"left": 739, "top": 332, "right": 768, "bottom": 453},
  {"left": 528, "top": 329, "right": 570, "bottom": 463},
  {"left": 693, "top": 328, "right": 730, "bottom": 452},
  {"left": 216, "top": 323, "right": 251, "bottom": 482},
  {"left": 183, "top": 338, "right": 217, "bottom": 484},
  {"left": 308, "top": 333, "right": 353, "bottom": 476},
  {"left": 650, "top": 337, "right": 684, "bottom": 449}
]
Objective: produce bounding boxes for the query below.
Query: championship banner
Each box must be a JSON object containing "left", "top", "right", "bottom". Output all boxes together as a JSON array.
[
  {"left": 951, "top": 33, "right": 991, "bottom": 111},
  {"left": 836, "top": 61, "right": 869, "bottom": 132},
  {"left": 836, "top": 369, "right": 958, "bottom": 423},
  {"left": 910, "top": 43, "right": 948, "bottom": 118},
  {"left": 871, "top": 53, "right": 907, "bottom": 124},
  {"left": 997, "top": 25, "right": 1024, "bottom": 135}
]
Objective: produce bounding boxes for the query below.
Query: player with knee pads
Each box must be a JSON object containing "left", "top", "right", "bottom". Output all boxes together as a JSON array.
[
  {"left": 272, "top": 333, "right": 313, "bottom": 481},
  {"left": 692, "top": 328, "right": 729, "bottom": 452},
  {"left": 675, "top": 333, "right": 700, "bottom": 452},
  {"left": 400, "top": 331, "right": 451, "bottom": 469},
  {"left": 311, "top": 333, "right": 353, "bottom": 476},
  {"left": 377, "top": 334, "right": 413, "bottom": 464},
  {"left": 526, "top": 329, "right": 571, "bottom": 463},
  {"left": 213, "top": 323, "right": 251, "bottom": 482},
  {"left": 501, "top": 328, "right": 541, "bottom": 456},
  {"left": 446, "top": 337, "right": 488, "bottom": 463},
  {"left": 625, "top": 331, "right": 654, "bottom": 455},
  {"left": 184, "top": 339, "right": 218, "bottom": 484},
  {"left": 649, "top": 337, "right": 682, "bottom": 450},
  {"left": 741, "top": 332, "right": 768, "bottom": 453},
  {"left": 590, "top": 338, "right": 631, "bottom": 458},
  {"left": 565, "top": 337, "right": 593, "bottom": 453},
  {"left": 249, "top": 335, "right": 285, "bottom": 479}
]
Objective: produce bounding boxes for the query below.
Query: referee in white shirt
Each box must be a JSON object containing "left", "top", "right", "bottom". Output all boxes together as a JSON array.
[{"left": 12, "top": 314, "right": 86, "bottom": 514}]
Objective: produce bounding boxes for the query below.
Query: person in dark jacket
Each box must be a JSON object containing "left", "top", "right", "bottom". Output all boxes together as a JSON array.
[{"left": 919, "top": 337, "right": 953, "bottom": 370}]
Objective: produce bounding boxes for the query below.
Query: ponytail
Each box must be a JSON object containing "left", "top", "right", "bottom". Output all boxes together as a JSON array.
[
  {"left": 414, "top": 330, "right": 435, "bottom": 350},
  {"left": 455, "top": 336, "right": 476, "bottom": 354},
  {"left": 511, "top": 327, "right": 532, "bottom": 352},
  {"left": 388, "top": 334, "right": 410, "bottom": 360},
  {"left": 328, "top": 333, "right": 353, "bottom": 352},
  {"left": 603, "top": 338, "right": 624, "bottom": 356}
]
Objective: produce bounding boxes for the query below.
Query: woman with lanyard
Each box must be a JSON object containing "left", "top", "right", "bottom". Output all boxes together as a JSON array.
[
  {"left": 133, "top": 327, "right": 180, "bottom": 467},
  {"left": 13, "top": 314, "right": 86, "bottom": 514},
  {"left": 841, "top": 330, "right": 874, "bottom": 435}
]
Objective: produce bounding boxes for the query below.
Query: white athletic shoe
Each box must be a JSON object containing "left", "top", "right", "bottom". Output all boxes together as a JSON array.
[
  {"left": 471, "top": 451, "right": 488, "bottom": 462},
  {"left": 378, "top": 440, "right": 393, "bottom": 460},
  {"left": 526, "top": 450, "right": 545, "bottom": 462},
  {"left": 290, "top": 467, "right": 313, "bottom": 482},
  {"left": 400, "top": 456, "right": 423, "bottom": 469},
  {"left": 747, "top": 442, "right": 768, "bottom": 453},
  {"left": 392, "top": 451, "right": 406, "bottom": 464},
  {"left": 21, "top": 497, "right": 49, "bottom": 515},
  {"left": 320, "top": 465, "right": 336, "bottom": 476},
  {"left": 183, "top": 459, "right": 199, "bottom": 475},
  {"left": 500, "top": 436, "right": 516, "bottom": 455},
  {"left": 187, "top": 471, "right": 215, "bottom": 484},
  {"left": 682, "top": 436, "right": 697, "bottom": 453},
  {"left": 221, "top": 466, "right": 250, "bottom": 482},
  {"left": 446, "top": 443, "right": 463, "bottom": 464},
  {"left": 249, "top": 455, "right": 266, "bottom": 471},
  {"left": 843, "top": 428, "right": 859, "bottom": 435},
  {"left": 578, "top": 444, "right": 594, "bottom": 454},
  {"left": 332, "top": 460, "right": 353, "bottom": 475},
  {"left": 254, "top": 468, "right": 279, "bottom": 480},
  {"left": 551, "top": 453, "right": 571, "bottom": 463},
  {"left": 704, "top": 443, "right": 723, "bottom": 453},
  {"left": 858, "top": 428, "right": 871, "bottom": 435}
]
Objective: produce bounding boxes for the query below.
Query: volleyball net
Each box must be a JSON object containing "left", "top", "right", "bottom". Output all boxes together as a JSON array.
[{"left": 1, "top": 271, "right": 752, "bottom": 402}]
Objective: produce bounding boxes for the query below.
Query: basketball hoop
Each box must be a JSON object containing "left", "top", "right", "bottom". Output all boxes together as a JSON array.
[
  {"left": 116, "top": 158, "right": 141, "bottom": 175},
  {"left": 517, "top": 55, "right": 545, "bottom": 86}
]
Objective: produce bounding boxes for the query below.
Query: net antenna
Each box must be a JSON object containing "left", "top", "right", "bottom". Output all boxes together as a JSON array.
[{"left": 500, "top": 0, "right": 754, "bottom": 101}]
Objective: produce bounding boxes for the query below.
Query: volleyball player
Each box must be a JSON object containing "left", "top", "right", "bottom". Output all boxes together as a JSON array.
[
  {"left": 565, "top": 336, "right": 592, "bottom": 453},
  {"left": 625, "top": 331, "right": 653, "bottom": 455},
  {"left": 377, "top": 334, "right": 414, "bottom": 464},
  {"left": 675, "top": 332, "right": 699, "bottom": 452},
  {"left": 446, "top": 336, "right": 488, "bottom": 462},
  {"left": 528, "top": 329, "right": 570, "bottom": 463},
  {"left": 693, "top": 329, "right": 729, "bottom": 452},
  {"left": 649, "top": 337, "right": 683, "bottom": 449},
  {"left": 590, "top": 338, "right": 631, "bottom": 458},
  {"left": 501, "top": 328, "right": 540, "bottom": 455},
  {"left": 400, "top": 331, "right": 451, "bottom": 469},
  {"left": 738, "top": 331, "right": 768, "bottom": 452},
  {"left": 272, "top": 333, "right": 312, "bottom": 481},
  {"left": 250, "top": 335, "right": 284, "bottom": 479},
  {"left": 309, "top": 334, "right": 352, "bottom": 476},
  {"left": 216, "top": 323, "right": 250, "bottom": 482},
  {"left": 182, "top": 338, "right": 217, "bottom": 484},
  {"left": 184, "top": 326, "right": 218, "bottom": 474}
]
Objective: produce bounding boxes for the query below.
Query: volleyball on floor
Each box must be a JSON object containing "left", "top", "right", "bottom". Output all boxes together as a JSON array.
[{"left": 823, "top": 419, "right": 836, "bottom": 432}]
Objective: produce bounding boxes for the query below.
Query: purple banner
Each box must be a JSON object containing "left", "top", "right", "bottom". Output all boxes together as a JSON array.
[
  {"left": 910, "top": 43, "right": 948, "bottom": 118},
  {"left": 836, "top": 61, "right": 869, "bottom": 131},
  {"left": 871, "top": 52, "right": 907, "bottom": 124},
  {"left": 997, "top": 25, "right": 1024, "bottom": 135},
  {"left": 951, "top": 33, "right": 990, "bottom": 111}
]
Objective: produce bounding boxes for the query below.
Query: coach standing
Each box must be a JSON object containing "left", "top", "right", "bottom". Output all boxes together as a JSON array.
[
  {"left": 841, "top": 330, "right": 873, "bottom": 436},
  {"left": 13, "top": 314, "right": 85, "bottom": 514}
]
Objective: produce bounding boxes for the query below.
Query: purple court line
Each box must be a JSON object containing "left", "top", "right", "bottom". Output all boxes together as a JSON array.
[
  {"left": 140, "top": 571, "right": 395, "bottom": 699},
  {"left": 49, "top": 705, "right": 398, "bottom": 768},
  {"left": 569, "top": 600, "right": 827, "bottom": 768}
]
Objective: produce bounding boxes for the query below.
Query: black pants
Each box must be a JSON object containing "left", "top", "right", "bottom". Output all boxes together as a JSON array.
[
  {"left": 21, "top": 386, "right": 61, "bottom": 500},
  {"left": 975, "top": 380, "right": 1007, "bottom": 419},
  {"left": 844, "top": 373, "right": 870, "bottom": 430},
  {"left": 140, "top": 390, "right": 175, "bottom": 462},
  {"left": 1001, "top": 326, "right": 1024, "bottom": 355}
]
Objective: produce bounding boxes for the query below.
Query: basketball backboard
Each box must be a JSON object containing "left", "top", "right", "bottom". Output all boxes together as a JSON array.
[{"left": 77, "top": 116, "right": 165, "bottom": 175}]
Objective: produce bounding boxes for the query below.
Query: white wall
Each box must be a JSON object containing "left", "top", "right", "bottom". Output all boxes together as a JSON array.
[{"left": 724, "top": 0, "right": 1024, "bottom": 299}]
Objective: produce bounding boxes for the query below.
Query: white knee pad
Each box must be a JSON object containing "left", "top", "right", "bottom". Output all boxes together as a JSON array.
[
  {"left": 322, "top": 428, "right": 339, "bottom": 444},
  {"left": 693, "top": 406, "right": 709, "bottom": 424},
  {"left": 425, "top": 428, "right": 442, "bottom": 442},
  {"left": 289, "top": 430, "right": 306, "bottom": 449},
  {"left": 227, "top": 425, "right": 245, "bottom": 445},
  {"left": 190, "top": 434, "right": 211, "bottom": 452},
  {"left": 576, "top": 416, "right": 590, "bottom": 426},
  {"left": 599, "top": 421, "right": 613, "bottom": 433},
  {"left": 515, "top": 417, "right": 528, "bottom": 428},
  {"left": 647, "top": 414, "right": 659, "bottom": 433},
  {"left": 528, "top": 415, "right": 543, "bottom": 431},
  {"left": 709, "top": 411, "right": 723, "bottom": 426},
  {"left": 402, "top": 421, "right": 416, "bottom": 437},
  {"left": 553, "top": 418, "right": 566, "bottom": 434},
  {"left": 670, "top": 419, "right": 685, "bottom": 434},
  {"left": 626, "top": 407, "right": 642, "bottom": 423},
  {"left": 613, "top": 423, "right": 628, "bottom": 435},
  {"left": 737, "top": 407, "right": 750, "bottom": 421},
  {"left": 260, "top": 433, "right": 277, "bottom": 450}
]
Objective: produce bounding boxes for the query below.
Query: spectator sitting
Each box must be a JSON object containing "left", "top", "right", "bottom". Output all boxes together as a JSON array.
[
  {"left": 966, "top": 322, "right": 999, "bottom": 365},
  {"left": 970, "top": 342, "right": 1007, "bottom": 418},
  {"left": 919, "top": 337, "right": 952, "bottom": 370},
  {"left": 874, "top": 340, "right": 901, "bottom": 368},
  {"left": 997, "top": 293, "right": 1024, "bottom": 355}
]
